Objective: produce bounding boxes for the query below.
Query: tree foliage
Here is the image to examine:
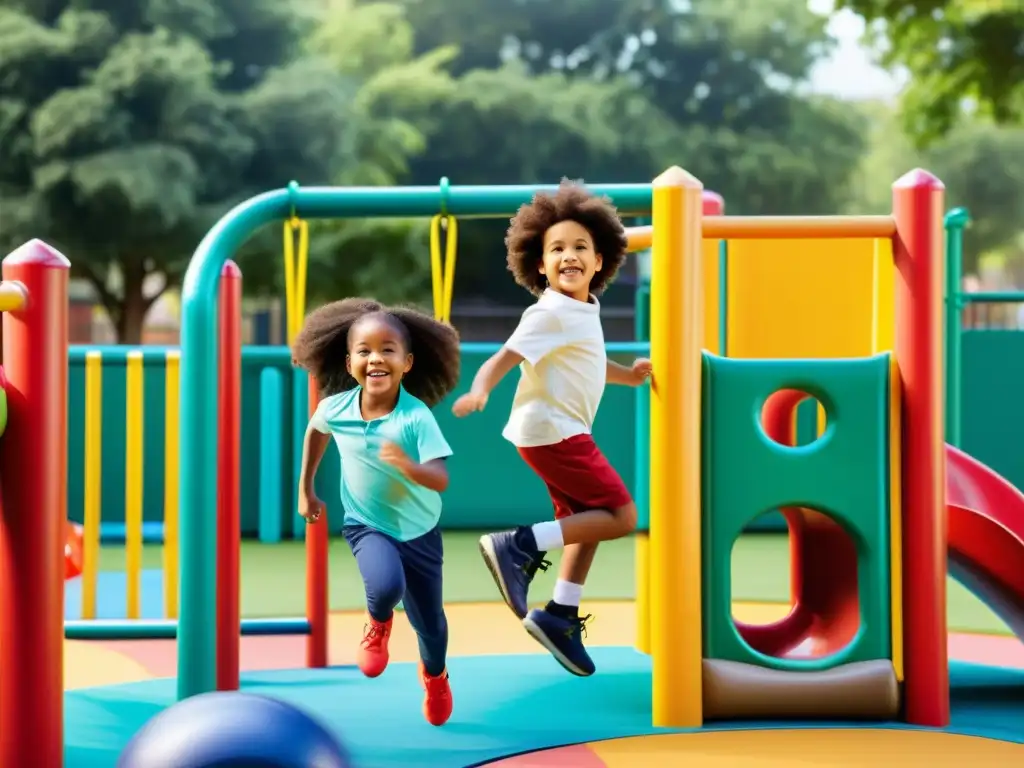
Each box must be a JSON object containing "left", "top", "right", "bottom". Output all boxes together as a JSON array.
[
  {"left": 836, "top": 0, "right": 1024, "bottom": 146},
  {"left": 846, "top": 102, "right": 1024, "bottom": 271},
  {"left": 2, "top": 0, "right": 1022, "bottom": 339},
  {"left": 395, "top": 0, "right": 869, "bottom": 302},
  {"left": 0, "top": 1, "right": 354, "bottom": 341}
]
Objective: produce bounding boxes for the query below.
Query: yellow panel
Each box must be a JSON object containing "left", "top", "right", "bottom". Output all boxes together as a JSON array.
[
  {"left": 872, "top": 237, "right": 896, "bottom": 352},
  {"left": 726, "top": 238, "right": 890, "bottom": 359},
  {"left": 702, "top": 239, "right": 721, "bottom": 353}
]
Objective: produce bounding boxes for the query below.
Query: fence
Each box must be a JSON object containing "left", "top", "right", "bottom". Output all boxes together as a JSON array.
[{"left": 66, "top": 343, "right": 647, "bottom": 544}]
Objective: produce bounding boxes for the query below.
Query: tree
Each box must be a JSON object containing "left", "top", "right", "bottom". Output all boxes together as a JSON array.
[
  {"left": 846, "top": 103, "right": 1024, "bottom": 272},
  {"left": 388, "top": 0, "right": 869, "bottom": 303},
  {"left": 237, "top": 0, "right": 465, "bottom": 310},
  {"left": 0, "top": 2, "right": 355, "bottom": 341},
  {"left": 835, "top": 0, "right": 1024, "bottom": 146}
]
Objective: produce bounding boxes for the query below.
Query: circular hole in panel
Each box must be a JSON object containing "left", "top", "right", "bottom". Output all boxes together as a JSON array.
[{"left": 760, "top": 389, "right": 826, "bottom": 448}]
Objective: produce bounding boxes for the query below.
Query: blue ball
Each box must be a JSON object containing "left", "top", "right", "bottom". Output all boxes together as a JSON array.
[{"left": 117, "top": 691, "right": 352, "bottom": 768}]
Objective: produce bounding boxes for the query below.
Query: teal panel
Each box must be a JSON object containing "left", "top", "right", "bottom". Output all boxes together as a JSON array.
[{"left": 960, "top": 331, "right": 1024, "bottom": 493}]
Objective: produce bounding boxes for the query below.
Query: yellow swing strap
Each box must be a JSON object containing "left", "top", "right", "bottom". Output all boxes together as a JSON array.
[
  {"left": 429, "top": 214, "right": 458, "bottom": 324},
  {"left": 283, "top": 215, "right": 310, "bottom": 345}
]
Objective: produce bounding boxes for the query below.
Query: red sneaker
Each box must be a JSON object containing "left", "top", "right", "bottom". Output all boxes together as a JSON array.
[
  {"left": 419, "top": 664, "right": 453, "bottom": 726},
  {"left": 357, "top": 615, "right": 392, "bottom": 677}
]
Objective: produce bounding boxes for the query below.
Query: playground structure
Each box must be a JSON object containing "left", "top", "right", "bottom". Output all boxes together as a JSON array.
[
  {"left": 626, "top": 167, "right": 1024, "bottom": 728},
  {"left": 1, "top": 168, "right": 1023, "bottom": 764}
]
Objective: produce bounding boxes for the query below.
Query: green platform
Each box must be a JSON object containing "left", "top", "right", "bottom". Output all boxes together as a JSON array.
[{"left": 701, "top": 352, "right": 892, "bottom": 670}]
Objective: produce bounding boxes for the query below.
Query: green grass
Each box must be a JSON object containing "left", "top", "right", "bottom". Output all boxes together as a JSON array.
[{"left": 97, "top": 532, "right": 1014, "bottom": 635}]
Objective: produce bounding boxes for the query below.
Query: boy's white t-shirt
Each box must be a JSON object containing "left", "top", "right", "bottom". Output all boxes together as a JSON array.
[{"left": 502, "top": 288, "right": 607, "bottom": 448}]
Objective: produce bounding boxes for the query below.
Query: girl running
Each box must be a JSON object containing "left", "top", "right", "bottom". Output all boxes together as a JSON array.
[{"left": 293, "top": 298, "right": 460, "bottom": 726}]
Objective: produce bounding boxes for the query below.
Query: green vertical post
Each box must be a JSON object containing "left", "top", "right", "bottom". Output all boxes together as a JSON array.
[
  {"left": 635, "top": 283, "right": 651, "bottom": 529},
  {"left": 291, "top": 367, "right": 310, "bottom": 539},
  {"left": 718, "top": 240, "right": 728, "bottom": 355},
  {"left": 944, "top": 207, "right": 970, "bottom": 448},
  {"left": 258, "top": 367, "right": 284, "bottom": 543},
  {"left": 633, "top": 215, "right": 651, "bottom": 529}
]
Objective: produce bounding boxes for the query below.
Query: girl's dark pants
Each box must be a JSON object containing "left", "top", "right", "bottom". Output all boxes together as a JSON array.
[{"left": 343, "top": 524, "right": 448, "bottom": 677}]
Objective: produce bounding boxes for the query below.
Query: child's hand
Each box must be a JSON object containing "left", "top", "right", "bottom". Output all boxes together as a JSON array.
[
  {"left": 452, "top": 391, "right": 488, "bottom": 417},
  {"left": 298, "top": 492, "right": 325, "bottom": 524},
  {"left": 379, "top": 441, "right": 413, "bottom": 472},
  {"left": 630, "top": 358, "right": 653, "bottom": 386}
]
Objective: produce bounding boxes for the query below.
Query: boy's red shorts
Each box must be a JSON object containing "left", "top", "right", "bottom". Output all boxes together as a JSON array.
[{"left": 517, "top": 433, "right": 633, "bottom": 519}]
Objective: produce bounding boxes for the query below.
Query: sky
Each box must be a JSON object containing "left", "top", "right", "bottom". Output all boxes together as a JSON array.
[{"left": 806, "top": 0, "right": 907, "bottom": 99}]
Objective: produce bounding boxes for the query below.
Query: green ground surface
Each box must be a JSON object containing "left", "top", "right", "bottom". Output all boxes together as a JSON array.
[{"left": 98, "top": 532, "right": 1012, "bottom": 636}]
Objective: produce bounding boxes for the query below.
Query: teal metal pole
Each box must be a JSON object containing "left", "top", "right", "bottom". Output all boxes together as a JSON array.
[
  {"left": 943, "top": 207, "right": 969, "bottom": 448},
  {"left": 291, "top": 367, "right": 309, "bottom": 540},
  {"left": 178, "top": 183, "right": 657, "bottom": 699},
  {"left": 718, "top": 240, "right": 728, "bottom": 355},
  {"left": 635, "top": 284, "right": 650, "bottom": 530},
  {"left": 258, "top": 367, "right": 283, "bottom": 543}
]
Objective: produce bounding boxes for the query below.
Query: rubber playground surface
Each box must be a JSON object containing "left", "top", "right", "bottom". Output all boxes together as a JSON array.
[{"left": 65, "top": 534, "right": 1024, "bottom": 766}]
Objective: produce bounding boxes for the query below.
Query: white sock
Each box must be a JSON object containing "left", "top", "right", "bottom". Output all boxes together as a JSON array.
[
  {"left": 531, "top": 520, "right": 564, "bottom": 551},
  {"left": 553, "top": 579, "right": 583, "bottom": 607}
]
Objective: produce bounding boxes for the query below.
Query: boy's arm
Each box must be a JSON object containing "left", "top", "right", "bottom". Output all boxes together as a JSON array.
[
  {"left": 471, "top": 305, "right": 564, "bottom": 396},
  {"left": 468, "top": 347, "right": 524, "bottom": 397},
  {"left": 606, "top": 359, "right": 637, "bottom": 386},
  {"left": 299, "top": 422, "right": 331, "bottom": 496},
  {"left": 606, "top": 357, "right": 653, "bottom": 387}
]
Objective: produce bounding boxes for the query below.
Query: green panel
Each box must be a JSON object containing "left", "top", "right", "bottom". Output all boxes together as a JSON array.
[
  {"left": 701, "top": 352, "right": 891, "bottom": 670},
  {"left": 143, "top": 356, "right": 167, "bottom": 523},
  {"left": 67, "top": 359, "right": 86, "bottom": 524},
  {"left": 239, "top": 359, "right": 264, "bottom": 535},
  {"left": 960, "top": 331, "right": 1024, "bottom": 492}
]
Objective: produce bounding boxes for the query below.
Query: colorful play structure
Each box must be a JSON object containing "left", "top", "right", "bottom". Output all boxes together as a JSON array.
[
  {"left": 629, "top": 167, "right": 1024, "bottom": 727},
  {"left": 1, "top": 167, "right": 1023, "bottom": 764}
]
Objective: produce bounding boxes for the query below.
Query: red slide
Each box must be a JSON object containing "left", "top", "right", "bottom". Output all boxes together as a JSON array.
[{"left": 946, "top": 444, "right": 1024, "bottom": 642}]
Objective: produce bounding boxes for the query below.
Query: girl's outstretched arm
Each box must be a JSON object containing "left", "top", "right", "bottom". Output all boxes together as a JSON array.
[
  {"left": 299, "top": 422, "right": 331, "bottom": 497},
  {"left": 402, "top": 458, "right": 449, "bottom": 493},
  {"left": 380, "top": 442, "right": 449, "bottom": 492}
]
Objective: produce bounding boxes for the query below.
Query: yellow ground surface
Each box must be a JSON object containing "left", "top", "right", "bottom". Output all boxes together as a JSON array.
[{"left": 587, "top": 730, "right": 1024, "bottom": 766}]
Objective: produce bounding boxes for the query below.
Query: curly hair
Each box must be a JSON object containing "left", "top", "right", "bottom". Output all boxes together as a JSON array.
[
  {"left": 505, "top": 178, "right": 629, "bottom": 297},
  {"left": 291, "top": 297, "right": 461, "bottom": 407}
]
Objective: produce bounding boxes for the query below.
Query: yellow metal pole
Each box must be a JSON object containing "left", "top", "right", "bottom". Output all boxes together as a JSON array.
[
  {"left": 81, "top": 351, "right": 103, "bottom": 619},
  {"left": 650, "top": 166, "right": 704, "bottom": 728},
  {"left": 634, "top": 533, "right": 650, "bottom": 653},
  {"left": 125, "top": 351, "right": 144, "bottom": 619},
  {"left": 164, "top": 350, "right": 181, "bottom": 619}
]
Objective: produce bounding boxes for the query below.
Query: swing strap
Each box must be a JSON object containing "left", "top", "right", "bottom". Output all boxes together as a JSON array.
[
  {"left": 429, "top": 214, "right": 458, "bottom": 324},
  {"left": 283, "top": 215, "right": 309, "bottom": 345}
]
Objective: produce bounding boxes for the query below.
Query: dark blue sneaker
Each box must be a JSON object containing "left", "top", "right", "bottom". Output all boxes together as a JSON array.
[
  {"left": 523, "top": 607, "right": 595, "bottom": 677},
  {"left": 478, "top": 529, "right": 549, "bottom": 619}
]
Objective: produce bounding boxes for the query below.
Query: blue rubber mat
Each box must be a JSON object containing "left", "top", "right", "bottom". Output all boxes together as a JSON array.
[
  {"left": 65, "top": 570, "right": 166, "bottom": 620},
  {"left": 64, "top": 650, "right": 1024, "bottom": 767}
]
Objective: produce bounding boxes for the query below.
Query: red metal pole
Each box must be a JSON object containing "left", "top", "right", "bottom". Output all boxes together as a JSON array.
[
  {"left": 0, "top": 240, "right": 69, "bottom": 766},
  {"left": 702, "top": 191, "right": 725, "bottom": 215},
  {"left": 306, "top": 375, "right": 328, "bottom": 667},
  {"left": 216, "top": 260, "right": 242, "bottom": 690},
  {"left": 892, "top": 169, "right": 949, "bottom": 726}
]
